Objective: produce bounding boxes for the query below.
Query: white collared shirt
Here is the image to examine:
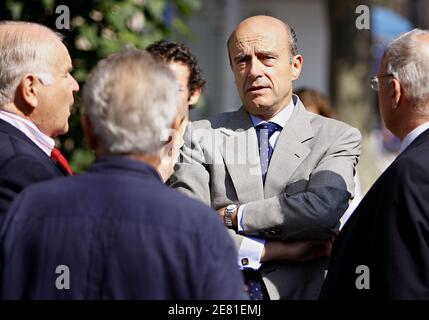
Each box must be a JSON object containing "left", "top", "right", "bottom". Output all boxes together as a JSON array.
[
  {"left": 399, "top": 122, "right": 429, "bottom": 154},
  {"left": 237, "top": 96, "right": 296, "bottom": 270},
  {"left": 249, "top": 97, "right": 295, "bottom": 148},
  {"left": 0, "top": 110, "right": 55, "bottom": 156}
]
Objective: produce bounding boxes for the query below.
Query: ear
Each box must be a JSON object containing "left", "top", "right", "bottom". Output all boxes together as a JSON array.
[
  {"left": 188, "top": 87, "right": 202, "bottom": 106},
  {"left": 291, "top": 55, "right": 303, "bottom": 81},
  {"left": 81, "top": 114, "right": 97, "bottom": 151},
  {"left": 391, "top": 79, "right": 401, "bottom": 108},
  {"left": 18, "top": 74, "right": 40, "bottom": 108}
]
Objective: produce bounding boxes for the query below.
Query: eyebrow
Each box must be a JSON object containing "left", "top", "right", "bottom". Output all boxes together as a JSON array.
[
  {"left": 233, "top": 53, "right": 249, "bottom": 63},
  {"left": 256, "top": 50, "right": 277, "bottom": 57},
  {"left": 233, "top": 50, "right": 278, "bottom": 63}
]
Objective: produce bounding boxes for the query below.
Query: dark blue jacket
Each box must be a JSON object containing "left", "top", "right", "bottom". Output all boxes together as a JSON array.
[
  {"left": 0, "top": 119, "right": 65, "bottom": 220},
  {"left": 320, "top": 129, "right": 429, "bottom": 299},
  {"left": 0, "top": 156, "right": 247, "bottom": 299}
]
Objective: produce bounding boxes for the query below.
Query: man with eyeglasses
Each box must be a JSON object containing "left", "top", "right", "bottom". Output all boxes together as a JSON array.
[
  {"left": 370, "top": 74, "right": 395, "bottom": 91},
  {"left": 0, "top": 21, "right": 79, "bottom": 220},
  {"left": 321, "top": 29, "right": 429, "bottom": 299}
]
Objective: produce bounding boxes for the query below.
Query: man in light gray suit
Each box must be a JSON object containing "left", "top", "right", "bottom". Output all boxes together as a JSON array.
[{"left": 170, "top": 15, "right": 361, "bottom": 300}]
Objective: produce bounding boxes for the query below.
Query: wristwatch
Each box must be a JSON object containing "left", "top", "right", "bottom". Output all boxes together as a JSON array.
[{"left": 224, "top": 204, "right": 238, "bottom": 229}]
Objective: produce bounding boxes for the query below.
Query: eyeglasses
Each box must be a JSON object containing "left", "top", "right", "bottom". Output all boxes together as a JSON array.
[{"left": 370, "top": 74, "right": 394, "bottom": 91}]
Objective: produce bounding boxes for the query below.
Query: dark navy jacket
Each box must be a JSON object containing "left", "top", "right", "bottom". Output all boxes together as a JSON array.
[
  {"left": 0, "top": 156, "right": 247, "bottom": 299},
  {"left": 0, "top": 119, "right": 65, "bottom": 220},
  {"left": 320, "top": 129, "right": 429, "bottom": 299}
]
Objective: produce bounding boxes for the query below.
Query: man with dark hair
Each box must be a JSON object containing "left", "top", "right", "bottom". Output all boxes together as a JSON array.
[
  {"left": 147, "top": 40, "right": 205, "bottom": 114},
  {"left": 147, "top": 41, "right": 205, "bottom": 178}
]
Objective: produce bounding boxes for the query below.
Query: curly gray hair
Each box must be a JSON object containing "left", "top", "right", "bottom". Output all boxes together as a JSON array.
[{"left": 83, "top": 48, "right": 178, "bottom": 155}]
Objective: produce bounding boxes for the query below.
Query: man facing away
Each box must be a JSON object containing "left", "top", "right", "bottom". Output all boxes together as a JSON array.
[
  {"left": 0, "top": 21, "right": 79, "bottom": 219},
  {"left": 170, "top": 15, "right": 362, "bottom": 300},
  {"left": 320, "top": 29, "right": 429, "bottom": 299},
  {"left": 0, "top": 48, "right": 247, "bottom": 300}
]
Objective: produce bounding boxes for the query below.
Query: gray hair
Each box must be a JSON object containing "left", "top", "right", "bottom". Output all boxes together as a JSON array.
[
  {"left": 287, "top": 25, "right": 298, "bottom": 57},
  {"left": 83, "top": 48, "right": 178, "bottom": 155},
  {"left": 0, "top": 21, "right": 63, "bottom": 106},
  {"left": 385, "top": 28, "right": 429, "bottom": 112}
]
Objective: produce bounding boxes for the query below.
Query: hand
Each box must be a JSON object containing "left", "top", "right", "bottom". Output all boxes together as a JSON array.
[
  {"left": 158, "top": 127, "right": 184, "bottom": 182},
  {"left": 216, "top": 206, "right": 226, "bottom": 219},
  {"left": 317, "top": 236, "right": 334, "bottom": 258},
  {"left": 261, "top": 238, "right": 333, "bottom": 262}
]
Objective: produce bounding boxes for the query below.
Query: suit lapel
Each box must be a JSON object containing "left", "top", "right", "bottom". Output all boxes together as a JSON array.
[
  {"left": 218, "top": 102, "right": 314, "bottom": 202},
  {"left": 0, "top": 118, "right": 66, "bottom": 176},
  {"left": 0, "top": 118, "right": 52, "bottom": 160},
  {"left": 264, "top": 101, "right": 313, "bottom": 198},
  {"left": 218, "top": 108, "right": 264, "bottom": 204}
]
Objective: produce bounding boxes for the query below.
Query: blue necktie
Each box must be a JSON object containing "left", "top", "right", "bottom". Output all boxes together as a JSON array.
[
  {"left": 256, "top": 122, "right": 281, "bottom": 183},
  {"left": 244, "top": 122, "right": 281, "bottom": 301},
  {"left": 243, "top": 122, "right": 282, "bottom": 300}
]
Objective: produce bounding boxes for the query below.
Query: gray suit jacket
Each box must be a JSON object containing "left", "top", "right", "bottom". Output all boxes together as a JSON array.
[{"left": 170, "top": 97, "right": 361, "bottom": 299}]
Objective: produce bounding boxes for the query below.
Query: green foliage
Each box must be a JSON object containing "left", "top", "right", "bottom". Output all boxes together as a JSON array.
[{"left": 0, "top": 0, "right": 201, "bottom": 172}]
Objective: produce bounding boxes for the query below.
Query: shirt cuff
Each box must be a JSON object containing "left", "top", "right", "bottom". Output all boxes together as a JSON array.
[
  {"left": 237, "top": 204, "right": 245, "bottom": 233},
  {"left": 238, "top": 236, "right": 265, "bottom": 270}
]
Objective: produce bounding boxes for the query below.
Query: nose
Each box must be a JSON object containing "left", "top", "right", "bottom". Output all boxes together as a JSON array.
[
  {"left": 69, "top": 74, "right": 80, "bottom": 92},
  {"left": 248, "top": 57, "right": 263, "bottom": 80}
]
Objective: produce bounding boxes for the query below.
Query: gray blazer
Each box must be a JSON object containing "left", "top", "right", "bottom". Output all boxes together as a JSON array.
[{"left": 170, "top": 97, "right": 362, "bottom": 299}]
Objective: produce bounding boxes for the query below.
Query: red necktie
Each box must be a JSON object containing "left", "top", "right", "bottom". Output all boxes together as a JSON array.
[{"left": 50, "top": 147, "right": 73, "bottom": 176}]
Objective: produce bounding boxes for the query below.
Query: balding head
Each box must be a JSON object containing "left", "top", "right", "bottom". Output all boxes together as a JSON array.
[
  {"left": 0, "top": 21, "right": 63, "bottom": 106},
  {"left": 226, "top": 15, "right": 303, "bottom": 119},
  {"left": 227, "top": 16, "right": 298, "bottom": 61}
]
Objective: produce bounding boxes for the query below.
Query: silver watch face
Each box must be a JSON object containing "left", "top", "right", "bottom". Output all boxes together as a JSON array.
[
  {"left": 226, "top": 204, "right": 237, "bottom": 212},
  {"left": 224, "top": 209, "right": 234, "bottom": 227}
]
